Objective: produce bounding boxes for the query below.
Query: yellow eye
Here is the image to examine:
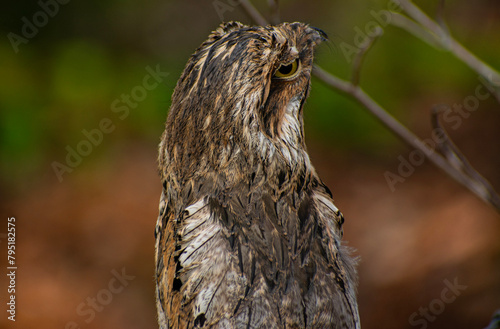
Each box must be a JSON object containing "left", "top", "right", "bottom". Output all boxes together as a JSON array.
[{"left": 274, "top": 59, "right": 300, "bottom": 79}]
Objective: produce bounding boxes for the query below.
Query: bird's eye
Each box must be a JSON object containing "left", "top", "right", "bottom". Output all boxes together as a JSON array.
[{"left": 274, "top": 59, "right": 300, "bottom": 79}]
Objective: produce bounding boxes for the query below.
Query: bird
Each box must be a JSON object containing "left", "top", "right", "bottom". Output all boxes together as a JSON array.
[{"left": 155, "top": 21, "right": 360, "bottom": 329}]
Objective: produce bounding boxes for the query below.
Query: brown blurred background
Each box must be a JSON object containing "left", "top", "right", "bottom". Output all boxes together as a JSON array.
[{"left": 1, "top": 1, "right": 499, "bottom": 328}]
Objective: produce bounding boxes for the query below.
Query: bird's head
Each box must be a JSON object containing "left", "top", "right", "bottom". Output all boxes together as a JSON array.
[{"left": 161, "top": 21, "right": 326, "bottom": 182}]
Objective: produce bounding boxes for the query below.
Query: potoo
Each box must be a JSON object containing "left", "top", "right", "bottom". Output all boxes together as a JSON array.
[{"left": 155, "top": 21, "right": 360, "bottom": 329}]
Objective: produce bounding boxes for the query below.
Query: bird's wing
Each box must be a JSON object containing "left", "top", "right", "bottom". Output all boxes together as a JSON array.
[
  {"left": 155, "top": 180, "right": 250, "bottom": 329},
  {"left": 309, "top": 182, "right": 361, "bottom": 329}
]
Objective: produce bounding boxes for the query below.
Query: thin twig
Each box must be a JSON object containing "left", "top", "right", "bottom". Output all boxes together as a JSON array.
[
  {"left": 395, "top": 0, "right": 500, "bottom": 100},
  {"left": 390, "top": 12, "right": 444, "bottom": 49},
  {"left": 430, "top": 105, "right": 465, "bottom": 170},
  {"left": 436, "top": 0, "right": 450, "bottom": 36},
  {"left": 267, "top": 0, "right": 280, "bottom": 25},
  {"left": 431, "top": 106, "right": 500, "bottom": 211},
  {"left": 398, "top": 0, "right": 449, "bottom": 43},
  {"left": 239, "top": 0, "right": 268, "bottom": 26},
  {"left": 313, "top": 65, "right": 426, "bottom": 149},
  {"left": 391, "top": 8, "right": 500, "bottom": 103},
  {"left": 351, "top": 26, "right": 383, "bottom": 86}
]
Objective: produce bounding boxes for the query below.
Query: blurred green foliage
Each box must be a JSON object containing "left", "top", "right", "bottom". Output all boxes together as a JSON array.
[{"left": 0, "top": 0, "right": 499, "bottom": 186}]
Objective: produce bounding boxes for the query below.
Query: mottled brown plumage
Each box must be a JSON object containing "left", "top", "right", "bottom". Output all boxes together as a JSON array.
[{"left": 155, "top": 21, "right": 360, "bottom": 329}]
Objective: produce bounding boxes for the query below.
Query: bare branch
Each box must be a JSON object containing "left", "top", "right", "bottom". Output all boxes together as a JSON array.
[
  {"left": 390, "top": 12, "right": 444, "bottom": 49},
  {"left": 432, "top": 106, "right": 500, "bottom": 211},
  {"left": 351, "top": 26, "right": 383, "bottom": 86},
  {"left": 239, "top": 0, "right": 268, "bottom": 26},
  {"left": 317, "top": 66, "right": 500, "bottom": 212},
  {"left": 267, "top": 0, "right": 280, "bottom": 25},
  {"left": 395, "top": 0, "right": 500, "bottom": 100},
  {"left": 313, "top": 66, "right": 494, "bottom": 208},
  {"left": 398, "top": 0, "right": 449, "bottom": 43},
  {"left": 312, "top": 65, "right": 352, "bottom": 94},
  {"left": 436, "top": 0, "right": 450, "bottom": 35}
]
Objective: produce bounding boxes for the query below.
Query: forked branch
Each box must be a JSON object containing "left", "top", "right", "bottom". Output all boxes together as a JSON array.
[
  {"left": 391, "top": 0, "right": 500, "bottom": 103},
  {"left": 431, "top": 105, "right": 500, "bottom": 210},
  {"left": 240, "top": 0, "right": 500, "bottom": 214}
]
